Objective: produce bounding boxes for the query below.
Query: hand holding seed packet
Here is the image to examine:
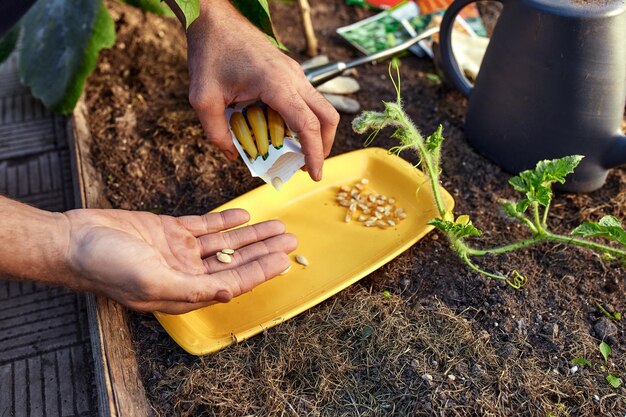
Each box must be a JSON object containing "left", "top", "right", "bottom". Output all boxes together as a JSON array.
[{"left": 226, "top": 102, "right": 305, "bottom": 191}]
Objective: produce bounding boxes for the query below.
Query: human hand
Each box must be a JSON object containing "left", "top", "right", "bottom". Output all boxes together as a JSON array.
[
  {"left": 185, "top": 0, "right": 339, "bottom": 181},
  {"left": 62, "top": 208, "right": 296, "bottom": 314}
]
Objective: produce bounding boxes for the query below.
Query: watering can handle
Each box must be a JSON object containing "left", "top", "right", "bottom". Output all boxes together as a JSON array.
[{"left": 439, "top": 0, "right": 503, "bottom": 98}]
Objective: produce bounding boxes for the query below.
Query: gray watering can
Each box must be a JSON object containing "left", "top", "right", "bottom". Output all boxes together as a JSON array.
[{"left": 439, "top": 0, "right": 626, "bottom": 192}]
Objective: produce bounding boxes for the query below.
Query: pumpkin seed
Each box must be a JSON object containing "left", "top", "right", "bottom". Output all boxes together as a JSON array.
[
  {"left": 295, "top": 254, "right": 310, "bottom": 266},
  {"left": 216, "top": 252, "right": 232, "bottom": 264}
]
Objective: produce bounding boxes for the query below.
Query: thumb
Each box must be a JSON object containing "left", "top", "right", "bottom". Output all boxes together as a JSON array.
[{"left": 189, "top": 88, "right": 237, "bottom": 159}]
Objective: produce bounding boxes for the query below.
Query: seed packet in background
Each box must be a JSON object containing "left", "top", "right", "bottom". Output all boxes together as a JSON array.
[
  {"left": 338, "top": 1, "right": 487, "bottom": 58},
  {"left": 337, "top": 2, "right": 429, "bottom": 57}
]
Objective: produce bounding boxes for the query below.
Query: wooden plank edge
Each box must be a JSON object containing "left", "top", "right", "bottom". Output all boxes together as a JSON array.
[{"left": 67, "top": 98, "right": 152, "bottom": 417}]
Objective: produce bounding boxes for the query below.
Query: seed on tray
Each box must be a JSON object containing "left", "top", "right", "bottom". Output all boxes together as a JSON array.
[
  {"left": 221, "top": 248, "right": 235, "bottom": 255},
  {"left": 272, "top": 177, "right": 283, "bottom": 191},
  {"left": 335, "top": 179, "right": 407, "bottom": 229},
  {"left": 295, "top": 254, "right": 309, "bottom": 266},
  {"left": 217, "top": 252, "right": 232, "bottom": 264}
]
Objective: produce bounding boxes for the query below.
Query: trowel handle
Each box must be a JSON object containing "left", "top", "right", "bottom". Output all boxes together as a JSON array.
[
  {"left": 305, "top": 26, "right": 440, "bottom": 87},
  {"left": 305, "top": 62, "right": 349, "bottom": 87}
]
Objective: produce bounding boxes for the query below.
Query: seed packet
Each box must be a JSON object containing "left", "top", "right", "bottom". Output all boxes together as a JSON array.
[
  {"left": 226, "top": 102, "right": 305, "bottom": 190},
  {"left": 338, "top": 1, "right": 486, "bottom": 58},
  {"left": 337, "top": 2, "right": 428, "bottom": 56}
]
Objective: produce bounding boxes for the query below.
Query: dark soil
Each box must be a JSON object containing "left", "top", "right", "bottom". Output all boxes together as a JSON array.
[{"left": 85, "top": 1, "right": 626, "bottom": 415}]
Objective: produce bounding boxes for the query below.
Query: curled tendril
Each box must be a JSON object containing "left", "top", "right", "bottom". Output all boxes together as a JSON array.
[{"left": 506, "top": 271, "right": 527, "bottom": 289}]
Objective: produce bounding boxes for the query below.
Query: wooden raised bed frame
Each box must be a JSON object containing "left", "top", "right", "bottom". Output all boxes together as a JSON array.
[{"left": 69, "top": 99, "right": 152, "bottom": 417}]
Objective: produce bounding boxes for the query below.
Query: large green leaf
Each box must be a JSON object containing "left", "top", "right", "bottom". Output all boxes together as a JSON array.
[
  {"left": 508, "top": 155, "right": 583, "bottom": 207},
  {"left": 0, "top": 26, "right": 20, "bottom": 65},
  {"left": 120, "top": 0, "right": 176, "bottom": 16},
  {"left": 170, "top": 0, "right": 200, "bottom": 29},
  {"left": 232, "top": 0, "right": 277, "bottom": 40},
  {"left": 19, "top": 0, "right": 115, "bottom": 114}
]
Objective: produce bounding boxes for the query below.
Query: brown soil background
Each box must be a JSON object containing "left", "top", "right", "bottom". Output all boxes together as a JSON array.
[{"left": 85, "top": 1, "right": 625, "bottom": 415}]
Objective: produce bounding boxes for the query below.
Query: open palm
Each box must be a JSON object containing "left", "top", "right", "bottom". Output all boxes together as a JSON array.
[{"left": 63, "top": 208, "right": 296, "bottom": 314}]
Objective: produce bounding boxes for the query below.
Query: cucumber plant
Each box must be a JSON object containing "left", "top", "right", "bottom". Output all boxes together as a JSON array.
[
  {"left": 352, "top": 64, "right": 626, "bottom": 288},
  {"left": 0, "top": 0, "right": 275, "bottom": 114}
]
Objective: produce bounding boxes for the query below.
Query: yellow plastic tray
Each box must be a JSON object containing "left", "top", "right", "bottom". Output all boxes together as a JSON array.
[{"left": 154, "top": 147, "right": 454, "bottom": 355}]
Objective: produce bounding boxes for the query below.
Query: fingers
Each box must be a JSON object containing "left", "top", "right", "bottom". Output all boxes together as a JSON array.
[
  {"left": 298, "top": 82, "right": 339, "bottom": 159},
  {"left": 189, "top": 87, "right": 237, "bottom": 159},
  {"left": 178, "top": 209, "right": 250, "bottom": 237},
  {"left": 140, "top": 252, "right": 291, "bottom": 314},
  {"left": 261, "top": 86, "right": 325, "bottom": 181},
  {"left": 203, "top": 233, "right": 297, "bottom": 273},
  {"left": 197, "top": 219, "right": 286, "bottom": 257}
]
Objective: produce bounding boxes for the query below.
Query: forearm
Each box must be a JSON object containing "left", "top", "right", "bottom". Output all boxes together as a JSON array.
[{"left": 0, "top": 196, "right": 71, "bottom": 286}]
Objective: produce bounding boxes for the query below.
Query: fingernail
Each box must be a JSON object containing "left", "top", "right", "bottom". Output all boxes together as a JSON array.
[
  {"left": 315, "top": 167, "right": 323, "bottom": 181},
  {"left": 215, "top": 290, "right": 232, "bottom": 303}
]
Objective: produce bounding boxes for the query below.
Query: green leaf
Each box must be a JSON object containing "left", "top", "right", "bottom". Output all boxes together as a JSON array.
[
  {"left": 571, "top": 357, "right": 592, "bottom": 367},
  {"left": 508, "top": 156, "right": 583, "bottom": 207},
  {"left": 606, "top": 374, "right": 622, "bottom": 388},
  {"left": 19, "top": 0, "right": 116, "bottom": 114},
  {"left": 171, "top": 0, "right": 200, "bottom": 29},
  {"left": 232, "top": 0, "right": 278, "bottom": 41},
  {"left": 571, "top": 215, "right": 626, "bottom": 247},
  {"left": 382, "top": 290, "right": 391, "bottom": 298},
  {"left": 599, "top": 341, "right": 611, "bottom": 362},
  {"left": 425, "top": 125, "right": 444, "bottom": 152},
  {"left": 120, "top": 0, "right": 176, "bottom": 16},
  {"left": 0, "top": 26, "right": 20, "bottom": 65},
  {"left": 502, "top": 199, "right": 531, "bottom": 217},
  {"left": 429, "top": 218, "right": 482, "bottom": 240}
]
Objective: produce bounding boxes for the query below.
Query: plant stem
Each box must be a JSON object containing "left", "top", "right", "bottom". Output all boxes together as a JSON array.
[
  {"left": 544, "top": 232, "right": 626, "bottom": 258},
  {"left": 410, "top": 131, "right": 448, "bottom": 218},
  {"left": 542, "top": 201, "right": 550, "bottom": 228},
  {"left": 533, "top": 202, "right": 545, "bottom": 234},
  {"left": 456, "top": 230, "right": 626, "bottom": 259}
]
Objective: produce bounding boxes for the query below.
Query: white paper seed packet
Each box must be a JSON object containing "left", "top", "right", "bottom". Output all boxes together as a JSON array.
[{"left": 225, "top": 102, "right": 305, "bottom": 191}]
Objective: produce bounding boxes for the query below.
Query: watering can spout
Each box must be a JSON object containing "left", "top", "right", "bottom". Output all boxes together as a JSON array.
[{"left": 603, "top": 133, "right": 626, "bottom": 169}]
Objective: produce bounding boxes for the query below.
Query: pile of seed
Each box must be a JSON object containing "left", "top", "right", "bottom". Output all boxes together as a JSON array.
[{"left": 335, "top": 179, "right": 407, "bottom": 228}]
